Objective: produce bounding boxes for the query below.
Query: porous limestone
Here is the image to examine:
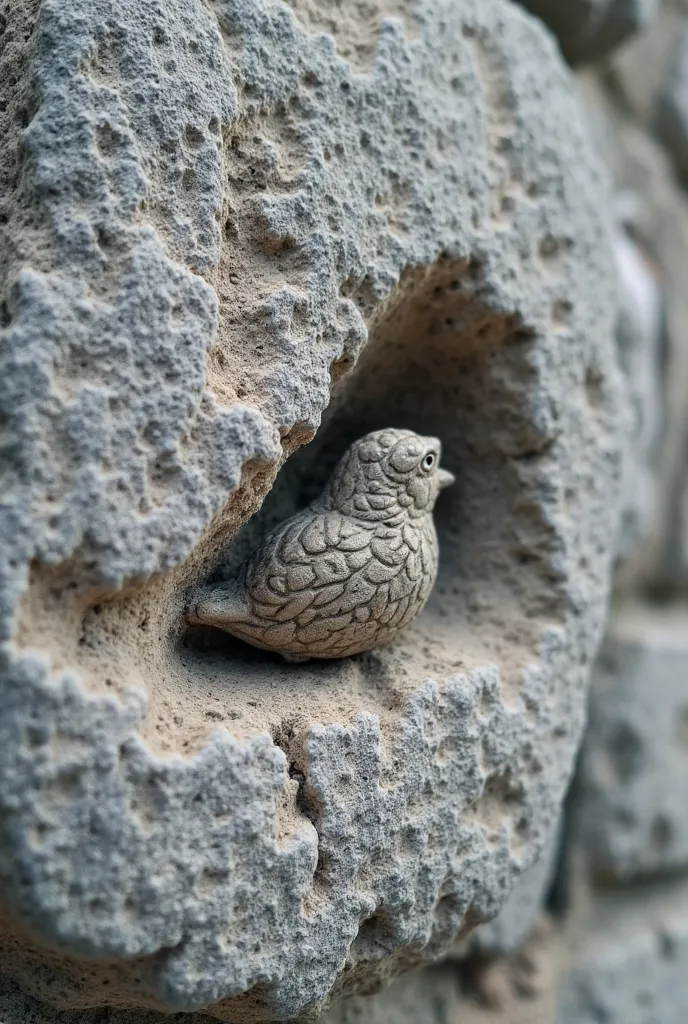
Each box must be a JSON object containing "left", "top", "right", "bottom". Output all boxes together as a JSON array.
[
  {"left": 471, "top": 823, "right": 560, "bottom": 956},
  {"left": 0, "top": 937, "right": 563, "bottom": 1024},
  {"left": 0, "top": 0, "right": 622, "bottom": 1019},
  {"left": 323, "top": 923, "right": 561, "bottom": 1024},
  {"left": 0, "top": 974, "right": 213, "bottom": 1024}
]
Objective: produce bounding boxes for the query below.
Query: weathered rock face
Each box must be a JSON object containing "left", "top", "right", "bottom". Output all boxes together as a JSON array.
[
  {"left": 470, "top": 823, "right": 560, "bottom": 956},
  {"left": 605, "top": 0, "right": 688, "bottom": 143},
  {"left": 1, "top": 930, "right": 564, "bottom": 1024},
  {"left": 0, "top": 0, "right": 621, "bottom": 1019}
]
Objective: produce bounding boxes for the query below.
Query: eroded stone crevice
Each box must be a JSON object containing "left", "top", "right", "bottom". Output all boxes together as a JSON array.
[
  {"left": 270, "top": 718, "right": 320, "bottom": 829},
  {"left": 171, "top": 254, "right": 566, "bottom": 759}
]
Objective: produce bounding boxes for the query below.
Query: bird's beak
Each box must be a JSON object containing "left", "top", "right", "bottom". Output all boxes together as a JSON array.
[{"left": 437, "top": 468, "right": 455, "bottom": 491}]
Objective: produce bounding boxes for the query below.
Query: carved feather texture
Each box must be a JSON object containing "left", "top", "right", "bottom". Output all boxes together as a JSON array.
[{"left": 189, "top": 429, "right": 453, "bottom": 659}]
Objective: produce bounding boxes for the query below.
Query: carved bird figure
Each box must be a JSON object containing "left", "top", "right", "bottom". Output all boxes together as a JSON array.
[{"left": 188, "top": 429, "right": 454, "bottom": 660}]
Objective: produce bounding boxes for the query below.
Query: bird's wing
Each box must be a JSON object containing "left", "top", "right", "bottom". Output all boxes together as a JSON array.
[{"left": 241, "top": 512, "right": 425, "bottom": 655}]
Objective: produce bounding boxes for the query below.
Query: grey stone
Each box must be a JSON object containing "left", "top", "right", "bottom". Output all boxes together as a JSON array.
[
  {"left": 612, "top": 199, "right": 664, "bottom": 566},
  {"left": 578, "top": 606, "right": 688, "bottom": 879},
  {"left": 557, "top": 879, "right": 688, "bottom": 1024},
  {"left": 662, "top": 426, "right": 688, "bottom": 589},
  {"left": 305, "top": 964, "right": 465, "bottom": 1024},
  {"left": 605, "top": 2, "right": 687, "bottom": 128},
  {"left": 517, "top": 0, "right": 659, "bottom": 66},
  {"left": 0, "top": 0, "right": 622, "bottom": 1019},
  {"left": 471, "top": 823, "right": 560, "bottom": 956},
  {"left": 579, "top": 76, "right": 688, "bottom": 590},
  {"left": 321, "top": 920, "right": 561, "bottom": 1024},
  {"left": 0, "top": 974, "right": 214, "bottom": 1024},
  {"left": 0, "top": 937, "right": 562, "bottom": 1024},
  {"left": 657, "top": 27, "right": 688, "bottom": 175}
]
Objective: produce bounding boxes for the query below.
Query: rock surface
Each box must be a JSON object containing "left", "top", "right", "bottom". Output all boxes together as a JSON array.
[
  {"left": 323, "top": 923, "right": 561, "bottom": 1024},
  {"left": 0, "top": 974, "right": 213, "bottom": 1024},
  {"left": 0, "top": 0, "right": 621, "bottom": 1019},
  {"left": 517, "top": 0, "right": 659, "bottom": 66},
  {"left": 0, "top": 927, "right": 563, "bottom": 1024},
  {"left": 579, "top": 75, "right": 688, "bottom": 590},
  {"left": 656, "top": 27, "right": 688, "bottom": 175},
  {"left": 578, "top": 605, "right": 688, "bottom": 879},
  {"left": 607, "top": 1, "right": 687, "bottom": 129},
  {"left": 557, "top": 879, "right": 688, "bottom": 1024},
  {"left": 471, "top": 824, "right": 560, "bottom": 955}
]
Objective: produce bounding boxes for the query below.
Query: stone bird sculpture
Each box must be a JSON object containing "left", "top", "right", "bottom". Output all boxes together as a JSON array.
[{"left": 188, "top": 429, "right": 454, "bottom": 660}]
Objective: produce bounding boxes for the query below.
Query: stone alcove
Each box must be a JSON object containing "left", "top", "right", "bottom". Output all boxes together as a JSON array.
[
  {"left": 0, "top": 0, "right": 622, "bottom": 1020},
  {"left": 179, "top": 254, "right": 562, "bottom": 752}
]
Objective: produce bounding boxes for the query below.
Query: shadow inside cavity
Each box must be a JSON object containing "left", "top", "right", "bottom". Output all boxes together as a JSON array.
[
  {"left": 175, "top": 256, "right": 564, "bottom": 723},
  {"left": 183, "top": 622, "right": 365, "bottom": 675}
]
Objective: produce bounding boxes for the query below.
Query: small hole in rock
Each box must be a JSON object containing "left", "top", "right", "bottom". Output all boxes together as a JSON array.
[{"left": 185, "top": 124, "right": 205, "bottom": 150}]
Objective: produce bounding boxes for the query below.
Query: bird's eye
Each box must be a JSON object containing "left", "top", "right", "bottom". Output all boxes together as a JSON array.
[{"left": 421, "top": 452, "right": 436, "bottom": 472}]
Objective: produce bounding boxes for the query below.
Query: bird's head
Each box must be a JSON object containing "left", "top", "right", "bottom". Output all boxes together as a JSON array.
[{"left": 317, "top": 429, "right": 454, "bottom": 522}]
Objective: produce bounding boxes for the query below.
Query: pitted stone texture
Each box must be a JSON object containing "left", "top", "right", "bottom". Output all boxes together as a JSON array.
[
  {"left": 517, "top": 0, "right": 659, "bottom": 66},
  {"left": 557, "top": 880, "right": 688, "bottom": 1024},
  {"left": 470, "top": 823, "right": 560, "bottom": 956},
  {"left": 578, "top": 606, "right": 688, "bottom": 880},
  {"left": 658, "top": 433, "right": 688, "bottom": 594},
  {"left": 1, "top": 947, "right": 562, "bottom": 1024},
  {"left": 0, "top": 0, "right": 621, "bottom": 1019}
]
